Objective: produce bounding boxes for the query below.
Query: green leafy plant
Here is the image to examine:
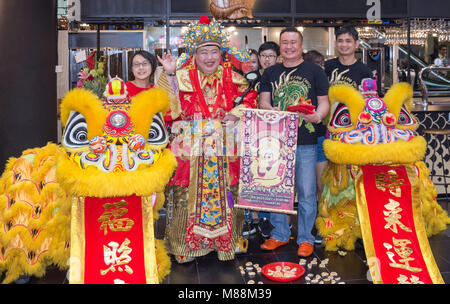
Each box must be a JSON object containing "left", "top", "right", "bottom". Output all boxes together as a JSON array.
[{"left": 77, "top": 51, "right": 107, "bottom": 98}]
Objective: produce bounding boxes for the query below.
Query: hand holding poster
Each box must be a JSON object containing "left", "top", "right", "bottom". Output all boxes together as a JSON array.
[{"left": 236, "top": 108, "right": 298, "bottom": 215}]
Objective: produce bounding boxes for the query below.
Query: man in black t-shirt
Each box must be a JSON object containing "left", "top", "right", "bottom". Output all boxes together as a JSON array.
[
  {"left": 259, "top": 27, "right": 329, "bottom": 257},
  {"left": 325, "top": 25, "right": 372, "bottom": 88},
  {"left": 260, "top": 58, "right": 329, "bottom": 145}
]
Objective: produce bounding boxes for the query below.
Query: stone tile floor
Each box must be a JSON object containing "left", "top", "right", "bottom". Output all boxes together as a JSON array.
[{"left": 161, "top": 224, "right": 450, "bottom": 285}]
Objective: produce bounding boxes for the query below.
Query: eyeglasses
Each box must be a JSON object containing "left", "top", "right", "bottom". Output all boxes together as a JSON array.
[
  {"left": 260, "top": 54, "right": 277, "bottom": 60},
  {"left": 132, "top": 61, "right": 150, "bottom": 68}
]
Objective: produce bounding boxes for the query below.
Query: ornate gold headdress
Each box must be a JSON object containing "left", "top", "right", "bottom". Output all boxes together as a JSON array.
[
  {"left": 184, "top": 16, "right": 229, "bottom": 54},
  {"left": 178, "top": 16, "right": 250, "bottom": 69}
]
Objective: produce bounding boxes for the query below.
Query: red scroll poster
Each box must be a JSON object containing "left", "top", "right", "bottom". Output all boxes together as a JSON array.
[
  {"left": 236, "top": 109, "right": 298, "bottom": 215},
  {"left": 354, "top": 164, "right": 444, "bottom": 284},
  {"left": 69, "top": 194, "right": 159, "bottom": 284}
]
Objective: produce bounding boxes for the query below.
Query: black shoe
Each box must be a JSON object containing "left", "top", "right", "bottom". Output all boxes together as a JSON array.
[
  {"left": 242, "top": 222, "right": 257, "bottom": 236},
  {"left": 15, "top": 275, "right": 30, "bottom": 284},
  {"left": 258, "top": 218, "right": 273, "bottom": 238},
  {"left": 314, "top": 235, "right": 323, "bottom": 244}
]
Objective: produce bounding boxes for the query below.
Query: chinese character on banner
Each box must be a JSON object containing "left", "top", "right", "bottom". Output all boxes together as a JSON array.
[
  {"left": 100, "top": 238, "right": 134, "bottom": 276},
  {"left": 384, "top": 237, "right": 422, "bottom": 273},
  {"left": 375, "top": 170, "right": 404, "bottom": 198},
  {"left": 98, "top": 200, "right": 135, "bottom": 235},
  {"left": 397, "top": 274, "right": 424, "bottom": 284},
  {"left": 383, "top": 199, "right": 412, "bottom": 233}
]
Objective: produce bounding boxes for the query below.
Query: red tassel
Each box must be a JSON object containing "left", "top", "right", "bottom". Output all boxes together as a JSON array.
[
  {"left": 86, "top": 51, "right": 96, "bottom": 70},
  {"left": 199, "top": 16, "right": 211, "bottom": 24}
]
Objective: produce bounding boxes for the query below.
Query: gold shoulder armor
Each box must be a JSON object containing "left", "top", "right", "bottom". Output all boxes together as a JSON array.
[{"left": 176, "top": 66, "right": 194, "bottom": 92}]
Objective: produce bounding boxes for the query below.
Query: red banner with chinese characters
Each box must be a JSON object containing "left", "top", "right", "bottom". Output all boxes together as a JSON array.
[
  {"left": 83, "top": 195, "right": 147, "bottom": 284},
  {"left": 354, "top": 165, "right": 443, "bottom": 284}
]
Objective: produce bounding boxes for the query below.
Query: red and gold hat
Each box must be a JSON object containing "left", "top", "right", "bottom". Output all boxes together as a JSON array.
[
  {"left": 178, "top": 16, "right": 250, "bottom": 69},
  {"left": 183, "top": 16, "right": 228, "bottom": 55}
]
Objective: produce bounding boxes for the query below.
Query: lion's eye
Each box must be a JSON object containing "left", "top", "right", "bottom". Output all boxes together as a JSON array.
[
  {"left": 397, "top": 106, "right": 415, "bottom": 126},
  {"left": 147, "top": 113, "right": 168, "bottom": 146},
  {"left": 63, "top": 111, "right": 89, "bottom": 148},
  {"left": 330, "top": 103, "right": 352, "bottom": 128}
]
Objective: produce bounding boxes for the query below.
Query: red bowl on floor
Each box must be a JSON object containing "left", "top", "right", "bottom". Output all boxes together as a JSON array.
[{"left": 261, "top": 262, "right": 305, "bottom": 282}]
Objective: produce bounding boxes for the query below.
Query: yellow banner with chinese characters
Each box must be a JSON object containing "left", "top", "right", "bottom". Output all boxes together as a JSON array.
[{"left": 353, "top": 164, "right": 444, "bottom": 284}]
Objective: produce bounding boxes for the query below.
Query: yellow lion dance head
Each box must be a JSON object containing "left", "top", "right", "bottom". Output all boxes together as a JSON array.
[
  {"left": 0, "top": 77, "right": 177, "bottom": 283},
  {"left": 324, "top": 81, "right": 425, "bottom": 165}
]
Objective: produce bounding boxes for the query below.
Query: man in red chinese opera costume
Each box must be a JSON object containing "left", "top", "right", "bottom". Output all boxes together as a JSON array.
[
  {"left": 0, "top": 77, "right": 177, "bottom": 283},
  {"left": 158, "top": 16, "right": 258, "bottom": 263},
  {"left": 316, "top": 78, "right": 449, "bottom": 284}
]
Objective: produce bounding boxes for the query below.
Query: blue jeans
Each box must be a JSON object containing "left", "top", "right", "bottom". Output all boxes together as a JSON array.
[
  {"left": 317, "top": 136, "right": 327, "bottom": 163},
  {"left": 270, "top": 145, "right": 317, "bottom": 245},
  {"left": 258, "top": 211, "right": 270, "bottom": 219}
]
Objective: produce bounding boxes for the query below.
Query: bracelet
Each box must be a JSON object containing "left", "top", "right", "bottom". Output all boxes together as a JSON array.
[{"left": 166, "top": 72, "right": 176, "bottom": 77}]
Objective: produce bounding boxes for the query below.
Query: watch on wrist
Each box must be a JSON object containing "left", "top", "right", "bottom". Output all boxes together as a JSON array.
[{"left": 166, "top": 72, "right": 176, "bottom": 76}]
